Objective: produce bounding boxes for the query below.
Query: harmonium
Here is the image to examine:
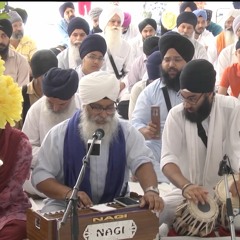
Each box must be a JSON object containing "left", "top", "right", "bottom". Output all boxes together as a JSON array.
[{"left": 27, "top": 202, "right": 159, "bottom": 240}]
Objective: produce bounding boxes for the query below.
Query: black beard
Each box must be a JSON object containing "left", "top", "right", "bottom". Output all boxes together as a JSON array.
[
  {"left": 0, "top": 44, "right": 9, "bottom": 60},
  {"left": 184, "top": 95, "right": 212, "bottom": 123},
  {"left": 92, "top": 26, "right": 102, "bottom": 34},
  {"left": 161, "top": 66, "right": 180, "bottom": 92}
]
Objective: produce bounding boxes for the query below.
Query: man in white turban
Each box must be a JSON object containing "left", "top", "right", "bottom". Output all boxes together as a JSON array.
[
  {"left": 98, "top": 4, "right": 133, "bottom": 112},
  {"left": 216, "top": 9, "right": 240, "bottom": 56},
  {"left": 32, "top": 71, "right": 164, "bottom": 216}
]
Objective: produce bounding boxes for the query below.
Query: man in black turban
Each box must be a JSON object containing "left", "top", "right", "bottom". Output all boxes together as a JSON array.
[
  {"left": 0, "top": 19, "right": 13, "bottom": 60},
  {"left": 77, "top": 34, "right": 107, "bottom": 78},
  {"left": 179, "top": 1, "right": 197, "bottom": 13},
  {"left": 131, "top": 31, "right": 195, "bottom": 184},
  {"left": 22, "top": 67, "right": 81, "bottom": 198},
  {"left": 57, "top": 17, "right": 90, "bottom": 70},
  {"left": 20, "top": 49, "right": 58, "bottom": 125},
  {"left": 176, "top": 12, "right": 208, "bottom": 60},
  {"left": 159, "top": 60, "right": 240, "bottom": 238},
  {"left": 159, "top": 31, "right": 194, "bottom": 91},
  {"left": 57, "top": 2, "right": 75, "bottom": 48},
  {"left": 131, "top": 17, "right": 158, "bottom": 59}
]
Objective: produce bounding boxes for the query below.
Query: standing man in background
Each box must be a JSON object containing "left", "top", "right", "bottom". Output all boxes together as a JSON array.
[{"left": 57, "top": 2, "right": 76, "bottom": 48}]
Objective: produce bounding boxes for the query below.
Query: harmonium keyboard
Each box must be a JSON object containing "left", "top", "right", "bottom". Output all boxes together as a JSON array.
[{"left": 27, "top": 202, "right": 159, "bottom": 240}]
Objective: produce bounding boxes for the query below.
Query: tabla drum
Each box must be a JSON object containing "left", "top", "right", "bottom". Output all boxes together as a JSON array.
[
  {"left": 214, "top": 174, "right": 240, "bottom": 231},
  {"left": 173, "top": 195, "right": 219, "bottom": 237}
]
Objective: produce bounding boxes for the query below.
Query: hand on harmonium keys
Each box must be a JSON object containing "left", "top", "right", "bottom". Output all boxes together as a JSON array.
[{"left": 140, "top": 191, "right": 164, "bottom": 213}]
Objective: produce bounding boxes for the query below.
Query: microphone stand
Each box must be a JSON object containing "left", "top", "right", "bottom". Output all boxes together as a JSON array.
[
  {"left": 60, "top": 137, "right": 98, "bottom": 240},
  {"left": 218, "top": 155, "right": 236, "bottom": 240}
]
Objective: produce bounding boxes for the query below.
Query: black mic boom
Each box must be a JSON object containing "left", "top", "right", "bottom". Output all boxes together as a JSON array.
[
  {"left": 92, "top": 129, "right": 105, "bottom": 140},
  {"left": 218, "top": 154, "right": 232, "bottom": 176}
]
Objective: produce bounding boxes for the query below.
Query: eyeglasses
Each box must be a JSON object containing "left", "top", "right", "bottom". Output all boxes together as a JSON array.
[
  {"left": 89, "top": 103, "right": 117, "bottom": 114},
  {"left": 177, "top": 91, "right": 204, "bottom": 105},
  {"left": 87, "top": 55, "right": 104, "bottom": 62}
]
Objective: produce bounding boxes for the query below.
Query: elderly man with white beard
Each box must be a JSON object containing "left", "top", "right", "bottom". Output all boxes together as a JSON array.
[
  {"left": 22, "top": 67, "right": 81, "bottom": 198},
  {"left": 98, "top": 4, "right": 133, "bottom": 101},
  {"left": 31, "top": 71, "right": 164, "bottom": 214},
  {"left": 57, "top": 17, "right": 90, "bottom": 69}
]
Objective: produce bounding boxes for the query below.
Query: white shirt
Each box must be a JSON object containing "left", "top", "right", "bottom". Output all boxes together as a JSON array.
[
  {"left": 31, "top": 117, "right": 155, "bottom": 212},
  {"left": 22, "top": 94, "right": 81, "bottom": 168}
]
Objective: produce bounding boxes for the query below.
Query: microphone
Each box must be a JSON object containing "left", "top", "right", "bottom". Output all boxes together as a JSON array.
[
  {"left": 218, "top": 154, "right": 232, "bottom": 176},
  {"left": 88, "top": 129, "right": 105, "bottom": 156},
  {"left": 92, "top": 128, "right": 105, "bottom": 140}
]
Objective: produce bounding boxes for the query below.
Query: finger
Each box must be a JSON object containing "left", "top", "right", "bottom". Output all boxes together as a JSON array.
[
  {"left": 153, "top": 198, "right": 164, "bottom": 212},
  {"left": 139, "top": 197, "right": 146, "bottom": 207},
  {"left": 78, "top": 194, "right": 93, "bottom": 207}
]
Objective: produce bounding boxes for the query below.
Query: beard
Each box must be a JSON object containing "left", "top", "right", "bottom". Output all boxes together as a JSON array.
[
  {"left": 66, "top": 15, "right": 75, "bottom": 23},
  {"left": 184, "top": 95, "right": 212, "bottom": 123},
  {"left": 43, "top": 98, "right": 73, "bottom": 125},
  {"left": 104, "top": 25, "right": 122, "bottom": 56},
  {"left": 161, "top": 66, "right": 181, "bottom": 92},
  {"left": 69, "top": 41, "right": 81, "bottom": 68},
  {"left": 0, "top": 43, "right": 9, "bottom": 60},
  {"left": 224, "top": 28, "right": 236, "bottom": 47},
  {"left": 79, "top": 107, "right": 119, "bottom": 145},
  {"left": 93, "top": 26, "right": 102, "bottom": 34},
  {"left": 195, "top": 27, "right": 204, "bottom": 35},
  {"left": 11, "top": 30, "right": 24, "bottom": 40},
  {"left": 179, "top": 31, "right": 194, "bottom": 40}
]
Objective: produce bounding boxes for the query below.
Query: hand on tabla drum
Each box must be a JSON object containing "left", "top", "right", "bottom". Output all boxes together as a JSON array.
[
  {"left": 173, "top": 194, "right": 219, "bottom": 237},
  {"left": 182, "top": 183, "right": 209, "bottom": 205}
]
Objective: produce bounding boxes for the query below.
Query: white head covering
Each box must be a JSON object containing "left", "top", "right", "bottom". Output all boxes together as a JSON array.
[
  {"left": 225, "top": 9, "right": 240, "bottom": 21},
  {"left": 233, "top": 14, "right": 240, "bottom": 34},
  {"left": 99, "top": 4, "right": 124, "bottom": 31},
  {"left": 79, "top": 71, "right": 120, "bottom": 105}
]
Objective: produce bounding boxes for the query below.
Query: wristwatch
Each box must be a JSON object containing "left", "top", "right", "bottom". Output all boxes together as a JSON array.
[{"left": 144, "top": 186, "right": 159, "bottom": 195}]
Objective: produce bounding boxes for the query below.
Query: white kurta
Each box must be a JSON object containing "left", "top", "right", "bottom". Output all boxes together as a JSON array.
[
  {"left": 31, "top": 118, "right": 155, "bottom": 212},
  {"left": 22, "top": 94, "right": 81, "bottom": 168},
  {"left": 159, "top": 94, "right": 240, "bottom": 225}
]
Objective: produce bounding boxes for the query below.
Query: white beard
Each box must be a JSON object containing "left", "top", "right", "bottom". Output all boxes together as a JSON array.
[
  {"left": 78, "top": 107, "right": 119, "bottom": 145},
  {"left": 179, "top": 31, "right": 194, "bottom": 40},
  {"left": 104, "top": 26, "right": 122, "bottom": 56},
  {"left": 224, "top": 30, "right": 237, "bottom": 47},
  {"left": 68, "top": 41, "right": 82, "bottom": 68},
  {"left": 43, "top": 98, "right": 73, "bottom": 126}
]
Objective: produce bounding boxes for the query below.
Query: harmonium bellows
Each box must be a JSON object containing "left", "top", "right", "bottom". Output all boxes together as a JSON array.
[{"left": 27, "top": 202, "right": 159, "bottom": 240}]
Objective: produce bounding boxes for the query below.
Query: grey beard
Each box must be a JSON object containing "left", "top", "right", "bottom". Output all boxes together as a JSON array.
[
  {"left": 12, "top": 32, "right": 24, "bottom": 40},
  {"left": 78, "top": 108, "right": 119, "bottom": 145}
]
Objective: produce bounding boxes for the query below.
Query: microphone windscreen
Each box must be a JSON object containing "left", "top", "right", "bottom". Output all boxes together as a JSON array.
[
  {"left": 92, "top": 128, "right": 105, "bottom": 140},
  {"left": 96, "top": 128, "right": 105, "bottom": 139}
]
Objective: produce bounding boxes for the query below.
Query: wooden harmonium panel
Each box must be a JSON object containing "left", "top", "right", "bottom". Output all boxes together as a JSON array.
[{"left": 27, "top": 202, "right": 159, "bottom": 240}]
